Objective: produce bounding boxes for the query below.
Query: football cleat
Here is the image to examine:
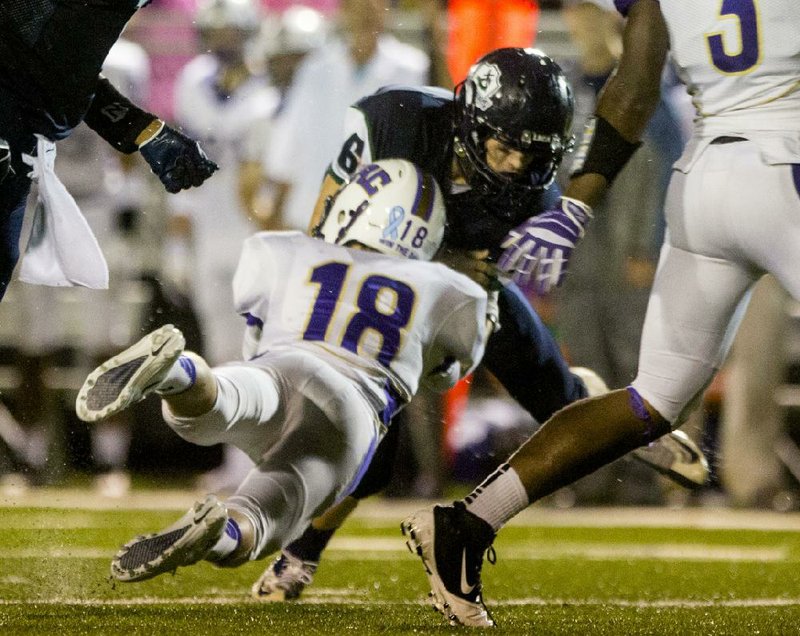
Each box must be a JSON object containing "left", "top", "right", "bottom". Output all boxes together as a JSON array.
[
  {"left": 76, "top": 324, "right": 185, "bottom": 422},
  {"left": 111, "top": 495, "right": 227, "bottom": 582},
  {"left": 632, "top": 430, "right": 709, "bottom": 490},
  {"left": 401, "top": 503, "right": 496, "bottom": 628},
  {"left": 251, "top": 551, "right": 318, "bottom": 601},
  {"left": 570, "top": 366, "right": 609, "bottom": 398}
]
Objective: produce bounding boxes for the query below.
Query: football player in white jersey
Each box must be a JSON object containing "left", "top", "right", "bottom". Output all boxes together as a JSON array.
[
  {"left": 402, "top": 0, "right": 800, "bottom": 627},
  {"left": 73, "top": 159, "right": 491, "bottom": 583}
]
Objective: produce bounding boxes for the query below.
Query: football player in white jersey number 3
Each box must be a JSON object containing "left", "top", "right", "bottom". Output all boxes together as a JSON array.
[
  {"left": 74, "top": 159, "right": 492, "bottom": 582},
  {"left": 401, "top": 0, "right": 800, "bottom": 627}
]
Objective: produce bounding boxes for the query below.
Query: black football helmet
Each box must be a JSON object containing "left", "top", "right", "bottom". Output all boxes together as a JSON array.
[{"left": 453, "top": 47, "right": 574, "bottom": 204}]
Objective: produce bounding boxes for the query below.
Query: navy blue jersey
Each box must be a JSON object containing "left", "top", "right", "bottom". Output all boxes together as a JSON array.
[
  {"left": 0, "top": 0, "right": 139, "bottom": 138},
  {"left": 330, "top": 86, "right": 559, "bottom": 254}
]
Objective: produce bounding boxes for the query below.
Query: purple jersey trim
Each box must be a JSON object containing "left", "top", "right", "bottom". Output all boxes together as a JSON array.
[{"left": 792, "top": 165, "right": 800, "bottom": 200}]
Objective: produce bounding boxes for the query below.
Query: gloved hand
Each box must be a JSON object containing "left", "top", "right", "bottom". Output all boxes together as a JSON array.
[
  {"left": 497, "top": 196, "right": 592, "bottom": 295},
  {"left": 139, "top": 124, "right": 218, "bottom": 194}
]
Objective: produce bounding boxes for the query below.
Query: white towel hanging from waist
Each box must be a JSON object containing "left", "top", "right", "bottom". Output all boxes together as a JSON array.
[{"left": 19, "top": 135, "right": 109, "bottom": 289}]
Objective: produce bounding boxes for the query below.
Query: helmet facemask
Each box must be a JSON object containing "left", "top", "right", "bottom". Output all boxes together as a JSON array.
[{"left": 452, "top": 48, "right": 575, "bottom": 209}]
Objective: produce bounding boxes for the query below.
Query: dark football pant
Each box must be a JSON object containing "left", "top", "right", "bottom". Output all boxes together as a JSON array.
[{"left": 351, "top": 282, "right": 587, "bottom": 499}]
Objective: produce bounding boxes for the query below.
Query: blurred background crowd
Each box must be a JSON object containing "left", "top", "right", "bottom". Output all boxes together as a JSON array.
[{"left": 1, "top": 0, "right": 798, "bottom": 512}]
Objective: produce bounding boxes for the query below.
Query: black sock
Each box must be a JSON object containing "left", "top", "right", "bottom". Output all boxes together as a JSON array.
[{"left": 285, "top": 525, "right": 337, "bottom": 563}]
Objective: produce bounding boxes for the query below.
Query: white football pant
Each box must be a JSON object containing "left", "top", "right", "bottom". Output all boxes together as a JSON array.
[
  {"left": 162, "top": 350, "right": 382, "bottom": 561},
  {"left": 632, "top": 140, "right": 800, "bottom": 423}
]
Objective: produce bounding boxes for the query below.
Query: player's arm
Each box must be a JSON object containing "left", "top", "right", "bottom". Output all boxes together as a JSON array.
[
  {"left": 307, "top": 105, "right": 373, "bottom": 233},
  {"left": 84, "top": 76, "right": 218, "bottom": 193},
  {"left": 422, "top": 290, "right": 490, "bottom": 392},
  {"left": 567, "top": 0, "right": 669, "bottom": 207},
  {"left": 498, "top": 0, "right": 669, "bottom": 293}
]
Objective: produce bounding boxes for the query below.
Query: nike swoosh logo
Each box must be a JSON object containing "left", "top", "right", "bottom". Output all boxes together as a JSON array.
[
  {"left": 151, "top": 338, "right": 169, "bottom": 356},
  {"left": 460, "top": 549, "right": 476, "bottom": 596}
]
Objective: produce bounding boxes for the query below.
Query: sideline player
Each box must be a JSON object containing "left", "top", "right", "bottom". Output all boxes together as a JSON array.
[
  {"left": 253, "top": 46, "right": 708, "bottom": 602},
  {"left": 74, "top": 159, "right": 492, "bottom": 581},
  {"left": 0, "top": 0, "right": 217, "bottom": 299},
  {"left": 403, "top": 0, "right": 800, "bottom": 626}
]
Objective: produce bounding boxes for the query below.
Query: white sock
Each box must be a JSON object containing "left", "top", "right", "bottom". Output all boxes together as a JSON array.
[
  {"left": 205, "top": 518, "right": 241, "bottom": 562},
  {"left": 463, "top": 464, "right": 529, "bottom": 532},
  {"left": 156, "top": 355, "right": 197, "bottom": 395}
]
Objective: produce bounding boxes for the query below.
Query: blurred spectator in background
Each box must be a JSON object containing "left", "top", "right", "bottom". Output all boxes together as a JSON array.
[
  {"left": 719, "top": 276, "right": 792, "bottom": 508},
  {"left": 263, "top": 0, "right": 429, "bottom": 231},
  {"left": 250, "top": 4, "right": 328, "bottom": 230},
  {"left": 167, "top": 0, "right": 275, "bottom": 491}
]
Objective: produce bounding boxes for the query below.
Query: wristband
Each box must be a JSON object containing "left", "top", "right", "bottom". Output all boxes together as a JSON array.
[{"left": 571, "top": 115, "right": 641, "bottom": 185}]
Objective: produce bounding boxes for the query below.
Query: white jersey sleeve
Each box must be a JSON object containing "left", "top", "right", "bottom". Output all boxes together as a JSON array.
[{"left": 421, "top": 276, "right": 489, "bottom": 392}]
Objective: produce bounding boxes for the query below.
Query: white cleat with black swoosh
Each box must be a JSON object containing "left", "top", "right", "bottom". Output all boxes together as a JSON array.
[
  {"left": 75, "top": 324, "right": 185, "bottom": 423},
  {"left": 401, "top": 503, "right": 496, "bottom": 628},
  {"left": 632, "top": 430, "right": 710, "bottom": 490}
]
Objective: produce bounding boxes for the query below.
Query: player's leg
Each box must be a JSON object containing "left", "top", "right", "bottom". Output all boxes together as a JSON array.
[
  {"left": 486, "top": 281, "right": 708, "bottom": 488},
  {"left": 403, "top": 236, "right": 756, "bottom": 626},
  {"left": 252, "top": 421, "right": 403, "bottom": 600},
  {"left": 217, "top": 359, "right": 381, "bottom": 568},
  {"left": 483, "top": 283, "right": 587, "bottom": 422},
  {"left": 75, "top": 324, "right": 200, "bottom": 422},
  {"left": 109, "top": 362, "right": 286, "bottom": 581}
]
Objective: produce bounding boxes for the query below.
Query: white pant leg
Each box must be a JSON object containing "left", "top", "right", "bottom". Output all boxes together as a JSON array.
[{"left": 163, "top": 351, "right": 381, "bottom": 562}]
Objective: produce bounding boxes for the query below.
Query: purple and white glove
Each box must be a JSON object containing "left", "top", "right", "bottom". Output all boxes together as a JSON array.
[{"left": 498, "top": 196, "right": 593, "bottom": 295}]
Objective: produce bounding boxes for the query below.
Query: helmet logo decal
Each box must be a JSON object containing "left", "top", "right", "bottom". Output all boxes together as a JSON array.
[
  {"left": 355, "top": 163, "right": 392, "bottom": 195},
  {"left": 471, "top": 62, "right": 502, "bottom": 111},
  {"left": 335, "top": 199, "right": 369, "bottom": 244},
  {"left": 382, "top": 206, "right": 406, "bottom": 240}
]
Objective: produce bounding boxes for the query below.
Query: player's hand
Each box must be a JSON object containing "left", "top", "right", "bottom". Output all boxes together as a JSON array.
[
  {"left": 437, "top": 247, "right": 499, "bottom": 291},
  {"left": 498, "top": 197, "right": 592, "bottom": 295},
  {"left": 139, "top": 124, "right": 218, "bottom": 193}
]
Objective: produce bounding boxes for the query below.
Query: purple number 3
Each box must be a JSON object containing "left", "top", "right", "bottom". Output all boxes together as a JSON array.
[
  {"left": 303, "top": 262, "right": 415, "bottom": 368},
  {"left": 707, "top": 0, "right": 760, "bottom": 74}
]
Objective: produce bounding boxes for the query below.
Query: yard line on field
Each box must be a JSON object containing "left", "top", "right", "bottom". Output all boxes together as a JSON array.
[
  {"left": 3, "top": 491, "right": 799, "bottom": 531},
  {"left": 1, "top": 595, "right": 800, "bottom": 609},
  {"left": 2, "top": 537, "right": 787, "bottom": 562}
]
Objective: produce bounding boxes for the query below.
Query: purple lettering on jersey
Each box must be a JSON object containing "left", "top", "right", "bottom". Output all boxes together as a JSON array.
[{"left": 707, "top": 0, "right": 759, "bottom": 73}]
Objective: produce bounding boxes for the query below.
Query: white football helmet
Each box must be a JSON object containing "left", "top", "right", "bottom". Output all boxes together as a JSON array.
[{"left": 317, "top": 159, "right": 446, "bottom": 262}]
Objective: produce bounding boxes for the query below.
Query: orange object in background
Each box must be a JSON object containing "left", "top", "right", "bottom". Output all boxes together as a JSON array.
[
  {"left": 442, "top": 374, "right": 473, "bottom": 466},
  {"left": 446, "top": 0, "right": 540, "bottom": 82}
]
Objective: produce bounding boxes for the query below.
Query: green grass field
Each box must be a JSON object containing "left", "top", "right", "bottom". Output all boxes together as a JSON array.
[{"left": 1, "top": 490, "right": 799, "bottom": 635}]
